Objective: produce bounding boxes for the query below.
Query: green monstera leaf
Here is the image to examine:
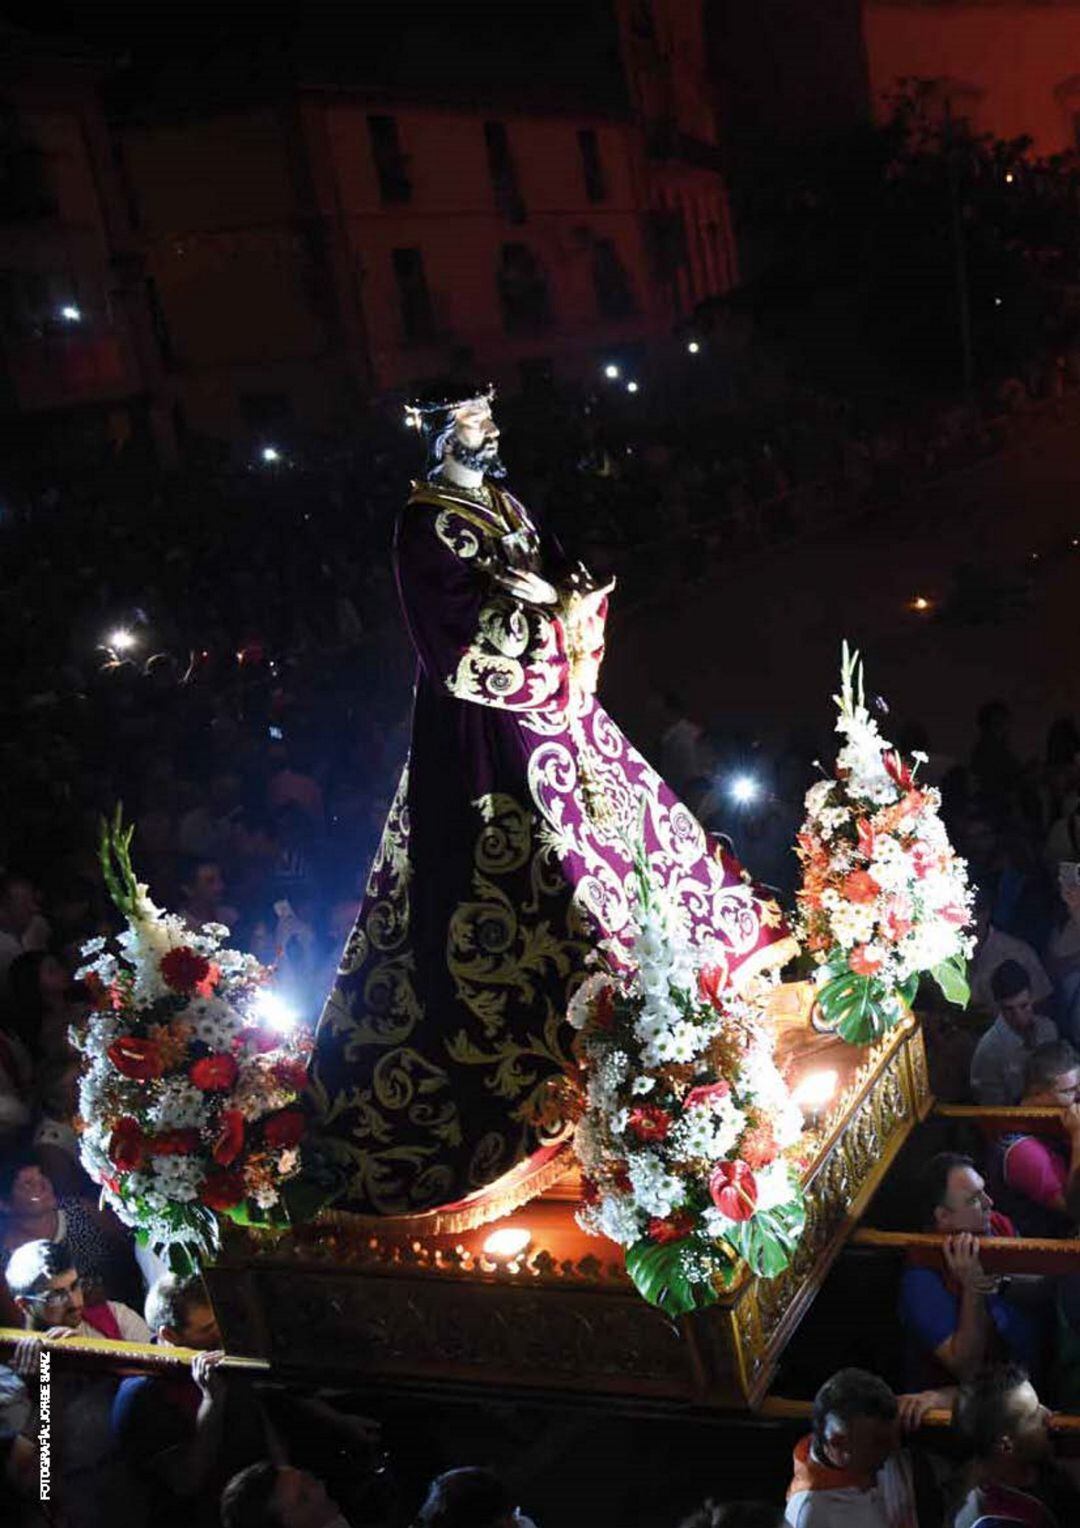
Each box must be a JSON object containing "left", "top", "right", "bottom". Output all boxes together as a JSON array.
[
  {"left": 815, "top": 966, "right": 897, "bottom": 1046},
  {"left": 725, "top": 1195, "right": 807, "bottom": 1280},
  {"left": 929, "top": 953, "right": 970, "bottom": 1009},
  {"left": 625, "top": 1237, "right": 723, "bottom": 1319}
]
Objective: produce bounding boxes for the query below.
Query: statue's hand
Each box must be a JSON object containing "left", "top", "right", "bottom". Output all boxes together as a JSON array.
[{"left": 492, "top": 568, "right": 559, "bottom": 606}]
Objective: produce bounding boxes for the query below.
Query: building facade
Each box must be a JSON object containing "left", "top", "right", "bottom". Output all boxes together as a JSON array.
[
  {"left": 0, "top": 27, "right": 174, "bottom": 463},
  {"left": 865, "top": 0, "right": 1080, "bottom": 155}
]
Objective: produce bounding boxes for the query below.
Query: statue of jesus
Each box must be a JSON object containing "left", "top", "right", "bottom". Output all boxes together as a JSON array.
[{"left": 308, "top": 381, "right": 797, "bottom": 1215}]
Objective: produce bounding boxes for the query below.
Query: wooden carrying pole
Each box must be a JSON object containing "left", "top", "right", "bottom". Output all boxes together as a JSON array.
[
  {"left": 0, "top": 1325, "right": 270, "bottom": 1374},
  {"left": 758, "top": 1396, "right": 1080, "bottom": 1432},
  {"left": 849, "top": 1228, "right": 1080, "bottom": 1275}
]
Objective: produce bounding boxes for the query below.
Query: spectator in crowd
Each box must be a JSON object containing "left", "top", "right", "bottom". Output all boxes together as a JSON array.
[
  {"left": 221, "top": 1461, "right": 350, "bottom": 1528},
  {"left": 179, "top": 857, "right": 236, "bottom": 934},
  {"left": 971, "top": 701, "right": 1022, "bottom": 815},
  {"left": 412, "top": 1466, "right": 535, "bottom": 1528},
  {"left": 1043, "top": 802, "right": 1080, "bottom": 872},
  {"left": 970, "top": 961, "right": 1058, "bottom": 1105},
  {"left": 899, "top": 1153, "right": 1042, "bottom": 1387},
  {"left": 952, "top": 1363, "right": 1080, "bottom": 1527},
  {"left": 32, "top": 1058, "right": 94, "bottom": 1196},
  {"left": 967, "top": 892, "right": 1053, "bottom": 1016},
  {"left": 784, "top": 1368, "right": 940, "bottom": 1527},
  {"left": 989, "top": 1041, "right": 1080, "bottom": 1237},
  {"left": 112, "top": 1273, "right": 274, "bottom": 1528},
  {"left": 0, "top": 876, "right": 48, "bottom": 997},
  {"left": 1046, "top": 867, "right": 1080, "bottom": 1043},
  {"left": 0, "top": 1153, "right": 144, "bottom": 1311}
]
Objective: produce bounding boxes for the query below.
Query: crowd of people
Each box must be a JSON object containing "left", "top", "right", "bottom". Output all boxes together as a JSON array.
[{"left": 2, "top": 364, "right": 1080, "bottom": 1525}]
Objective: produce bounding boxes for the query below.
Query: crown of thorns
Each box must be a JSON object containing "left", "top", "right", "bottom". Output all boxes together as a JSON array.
[{"left": 403, "top": 381, "right": 495, "bottom": 431}]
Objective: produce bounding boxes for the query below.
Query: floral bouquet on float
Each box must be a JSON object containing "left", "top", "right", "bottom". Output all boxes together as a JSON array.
[
  {"left": 72, "top": 809, "right": 311, "bottom": 1275},
  {"left": 794, "top": 643, "right": 973, "bottom": 1046},
  {"left": 571, "top": 857, "right": 806, "bottom": 1318}
]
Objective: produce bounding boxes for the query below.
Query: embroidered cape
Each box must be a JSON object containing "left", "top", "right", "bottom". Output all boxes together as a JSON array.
[{"left": 308, "top": 478, "right": 798, "bottom": 1214}]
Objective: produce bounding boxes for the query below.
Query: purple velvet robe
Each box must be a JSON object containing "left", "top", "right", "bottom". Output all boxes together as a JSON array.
[{"left": 309, "top": 479, "right": 796, "bottom": 1215}]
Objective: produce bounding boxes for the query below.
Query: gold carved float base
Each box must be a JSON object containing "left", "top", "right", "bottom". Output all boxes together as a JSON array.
[{"left": 205, "top": 1004, "right": 931, "bottom": 1411}]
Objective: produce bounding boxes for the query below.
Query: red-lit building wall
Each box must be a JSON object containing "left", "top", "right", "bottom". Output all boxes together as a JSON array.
[{"left": 865, "top": 1, "right": 1080, "bottom": 154}]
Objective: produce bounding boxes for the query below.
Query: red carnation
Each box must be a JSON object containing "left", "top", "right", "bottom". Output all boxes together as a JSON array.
[
  {"left": 627, "top": 1104, "right": 672, "bottom": 1143},
  {"left": 697, "top": 965, "right": 728, "bottom": 1011},
  {"left": 843, "top": 870, "right": 881, "bottom": 906},
  {"left": 160, "top": 946, "right": 217, "bottom": 996},
  {"left": 709, "top": 1159, "right": 758, "bottom": 1222},
  {"left": 684, "top": 1081, "right": 731, "bottom": 1112},
  {"left": 150, "top": 1128, "right": 201, "bottom": 1157},
  {"left": 263, "top": 1109, "right": 306, "bottom": 1149},
  {"left": 647, "top": 1211, "right": 695, "bottom": 1245},
  {"left": 107, "top": 1037, "right": 165, "bottom": 1081},
  {"left": 190, "top": 1053, "right": 239, "bottom": 1092},
  {"left": 108, "top": 1116, "right": 146, "bottom": 1173},
  {"left": 199, "top": 1169, "right": 246, "bottom": 1211},
  {"left": 740, "top": 1123, "right": 778, "bottom": 1171},
  {"left": 213, "top": 1109, "right": 245, "bottom": 1166}
]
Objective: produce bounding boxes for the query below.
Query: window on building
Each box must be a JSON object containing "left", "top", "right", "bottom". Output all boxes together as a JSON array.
[
  {"left": 592, "top": 237, "right": 636, "bottom": 319},
  {"left": 367, "top": 114, "right": 412, "bottom": 204},
  {"left": 497, "top": 243, "right": 551, "bottom": 334},
  {"left": 643, "top": 207, "right": 688, "bottom": 286},
  {"left": 392, "top": 246, "right": 436, "bottom": 344},
  {"left": 0, "top": 102, "right": 57, "bottom": 222},
  {"left": 578, "top": 129, "right": 607, "bottom": 203},
  {"left": 484, "top": 121, "right": 526, "bottom": 223}
]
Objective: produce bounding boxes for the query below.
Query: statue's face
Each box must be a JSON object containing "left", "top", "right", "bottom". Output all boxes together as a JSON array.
[
  {"left": 445, "top": 397, "right": 506, "bottom": 477},
  {"left": 452, "top": 398, "right": 499, "bottom": 457}
]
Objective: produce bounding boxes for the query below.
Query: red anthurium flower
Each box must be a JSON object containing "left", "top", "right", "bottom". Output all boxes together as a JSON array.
[
  {"left": 740, "top": 1123, "right": 778, "bottom": 1171},
  {"left": 150, "top": 1129, "right": 201, "bottom": 1157},
  {"left": 263, "top": 1109, "right": 306, "bottom": 1149},
  {"left": 213, "top": 1109, "right": 245, "bottom": 1166},
  {"left": 108, "top": 1116, "right": 146, "bottom": 1173},
  {"left": 684, "top": 1081, "right": 731, "bottom": 1111},
  {"left": 709, "top": 1159, "right": 758, "bottom": 1222},
  {"left": 199, "top": 1169, "right": 246, "bottom": 1211},
  {"left": 849, "top": 944, "right": 884, "bottom": 977},
  {"left": 628, "top": 1105, "right": 672, "bottom": 1143},
  {"left": 843, "top": 870, "right": 881, "bottom": 906},
  {"left": 697, "top": 964, "right": 728, "bottom": 1011},
  {"left": 190, "top": 1053, "right": 239, "bottom": 1092},
  {"left": 160, "top": 946, "right": 217, "bottom": 996},
  {"left": 107, "top": 1037, "right": 165, "bottom": 1081},
  {"left": 648, "top": 1211, "right": 695, "bottom": 1245}
]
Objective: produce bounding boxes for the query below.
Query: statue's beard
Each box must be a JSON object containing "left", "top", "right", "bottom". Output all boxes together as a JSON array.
[{"left": 447, "top": 434, "right": 507, "bottom": 478}]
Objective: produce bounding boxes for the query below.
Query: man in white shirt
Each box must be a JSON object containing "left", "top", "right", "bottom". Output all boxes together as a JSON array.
[
  {"left": 785, "top": 1369, "right": 932, "bottom": 1527},
  {"left": 970, "top": 960, "right": 1059, "bottom": 1105},
  {"left": 968, "top": 895, "right": 1052, "bottom": 1014}
]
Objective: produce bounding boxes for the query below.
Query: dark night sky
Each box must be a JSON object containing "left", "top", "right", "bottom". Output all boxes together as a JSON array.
[{"left": 1, "top": 2, "right": 628, "bottom": 116}]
